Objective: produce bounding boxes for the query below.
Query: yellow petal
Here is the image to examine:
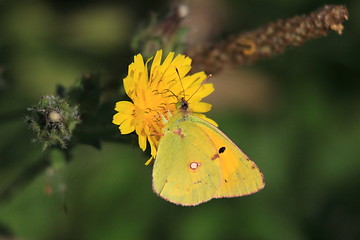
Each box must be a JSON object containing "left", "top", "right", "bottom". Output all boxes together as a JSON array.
[
  {"left": 119, "top": 118, "right": 135, "bottom": 134},
  {"left": 175, "top": 65, "right": 191, "bottom": 79},
  {"left": 145, "top": 56, "right": 154, "bottom": 81},
  {"left": 113, "top": 112, "right": 130, "bottom": 125},
  {"left": 148, "top": 136, "right": 158, "bottom": 157},
  {"left": 144, "top": 156, "right": 154, "bottom": 165},
  {"left": 115, "top": 101, "right": 135, "bottom": 113},
  {"left": 113, "top": 101, "right": 135, "bottom": 125},
  {"left": 161, "top": 52, "right": 175, "bottom": 70},
  {"left": 171, "top": 55, "right": 191, "bottom": 77},
  {"left": 172, "top": 54, "right": 192, "bottom": 68},
  {"left": 133, "top": 54, "right": 145, "bottom": 73},
  {"left": 138, "top": 134, "right": 147, "bottom": 151},
  {"left": 190, "top": 102, "right": 212, "bottom": 113},
  {"left": 189, "top": 83, "right": 214, "bottom": 102},
  {"left": 150, "top": 50, "right": 162, "bottom": 76},
  {"left": 123, "top": 76, "right": 134, "bottom": 96},
  {"left": 183, "top": 72, "right": 206, "bottom": 88}
]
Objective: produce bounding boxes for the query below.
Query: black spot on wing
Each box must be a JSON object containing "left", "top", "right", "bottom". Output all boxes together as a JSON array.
[{"left": 219, "top": 147, "right": 226, "bottom": 154}]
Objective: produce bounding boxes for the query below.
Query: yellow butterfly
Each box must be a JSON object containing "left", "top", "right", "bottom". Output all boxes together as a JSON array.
[{"left": 152, "top": 97, "right": 265, "bottom": 206}]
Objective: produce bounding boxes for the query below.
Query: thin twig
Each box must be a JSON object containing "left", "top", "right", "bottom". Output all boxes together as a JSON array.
[{"left": 187, "top": 4, "right": 349, "bottom": 74}]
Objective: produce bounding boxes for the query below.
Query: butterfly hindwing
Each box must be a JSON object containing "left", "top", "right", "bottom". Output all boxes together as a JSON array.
[{"left": 153, "top": 112, "right": 222, "bottom": 206}]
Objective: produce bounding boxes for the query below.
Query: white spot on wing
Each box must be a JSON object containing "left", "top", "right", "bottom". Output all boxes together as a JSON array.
[{"left": 190, "top": 162, "right": 200, "bottom": 170}]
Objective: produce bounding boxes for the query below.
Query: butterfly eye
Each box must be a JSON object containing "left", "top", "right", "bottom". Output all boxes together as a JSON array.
[
  {"left": 189, "top": 162, "right": 200, "bottom": 170},
  {"left": 219, "top": 147, "right": 226, "bottom": 154}
]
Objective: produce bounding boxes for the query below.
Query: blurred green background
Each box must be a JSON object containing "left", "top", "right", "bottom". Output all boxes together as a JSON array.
[{"left": 0, "top": 0, "right": 359, "bottom": 239}]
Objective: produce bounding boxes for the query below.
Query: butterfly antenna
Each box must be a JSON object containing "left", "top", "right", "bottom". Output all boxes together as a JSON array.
[
  {"left": 186, "top": 74, "right": 212, "bottom": 102},
  {"left": 175, "top": 67, "right": 186, "bottom": 100},
  {"left": 167, "top": 89, "right": 180, "bottom": 101}
]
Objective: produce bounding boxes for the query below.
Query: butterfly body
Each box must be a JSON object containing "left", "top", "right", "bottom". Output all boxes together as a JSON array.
[{"left": 152, "top": 107, "right": 265, "bottom": 206}]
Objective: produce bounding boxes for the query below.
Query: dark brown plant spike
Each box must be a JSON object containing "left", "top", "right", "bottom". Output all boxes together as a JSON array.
[{"left": 187, "top": 5, "right": 349, "bottom": 74}]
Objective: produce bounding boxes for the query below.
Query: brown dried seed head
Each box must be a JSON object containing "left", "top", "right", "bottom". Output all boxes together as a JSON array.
[{"left": 187, "top": 5, "right": 349, "bottom": 74}]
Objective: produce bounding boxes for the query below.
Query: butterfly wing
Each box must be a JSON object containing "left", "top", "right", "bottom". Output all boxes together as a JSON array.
[{"left": 152, "top": 112, "right": 264, "bottom": 206}]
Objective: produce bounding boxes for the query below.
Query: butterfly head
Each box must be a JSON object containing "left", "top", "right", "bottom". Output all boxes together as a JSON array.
[
  {"left": 176, "top": 97, "right": 189, "bottom": 111},
  {"left": 173, "top": 68, "right": 211, "bottom": 113}
]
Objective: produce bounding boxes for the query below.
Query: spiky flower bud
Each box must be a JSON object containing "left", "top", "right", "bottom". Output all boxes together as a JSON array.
[{"left": 26, "top": 95, "right": 80, "bottom": 150}]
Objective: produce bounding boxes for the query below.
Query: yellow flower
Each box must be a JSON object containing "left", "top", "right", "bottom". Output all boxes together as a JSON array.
[{"left": 112, "top": 50, "right": 216, "bottom": 163}]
